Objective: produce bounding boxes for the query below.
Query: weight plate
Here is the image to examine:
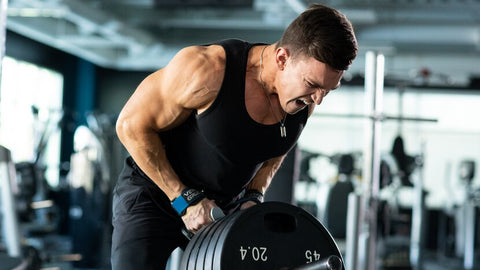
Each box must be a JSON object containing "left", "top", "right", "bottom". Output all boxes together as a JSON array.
[
  {"left": 180, "top": 222, "right": 215, "bottom": 270},
  {"left": 195, "top": 215, "right": 228, "bottom": 270},
  {"left": 181, "top": 202, "right": 343, "bottom": 270}
]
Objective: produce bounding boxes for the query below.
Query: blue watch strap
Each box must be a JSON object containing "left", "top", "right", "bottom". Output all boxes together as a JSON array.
[
  {"left": 171, "top": 188, "right": 206, "bottom": 216},
  {"left": 171, "top": 195, "right": 189, "bottom": 215}
]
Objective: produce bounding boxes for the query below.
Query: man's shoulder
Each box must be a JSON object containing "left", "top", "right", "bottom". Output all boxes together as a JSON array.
[{"left": 173, "top": 44, "right": 226, "bottom": 71}]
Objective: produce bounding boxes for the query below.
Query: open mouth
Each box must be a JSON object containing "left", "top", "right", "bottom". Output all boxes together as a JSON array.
[{"left": 296, "top": 99, "right": 312, "bottom": 106}]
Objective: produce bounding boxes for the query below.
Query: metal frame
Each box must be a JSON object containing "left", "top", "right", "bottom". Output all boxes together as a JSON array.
[{"left": 0, "top": 146, "right": 22, "bottom": 257}]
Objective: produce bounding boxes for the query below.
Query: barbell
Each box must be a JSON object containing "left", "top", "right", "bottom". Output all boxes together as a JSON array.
[{"left": 180, "top": 202, "right": 343, "bottom": 270}]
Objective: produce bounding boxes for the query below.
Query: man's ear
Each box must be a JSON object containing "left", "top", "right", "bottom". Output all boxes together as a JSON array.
[{"left": 275, "top": 47, "right": 290, "bottom": 71}]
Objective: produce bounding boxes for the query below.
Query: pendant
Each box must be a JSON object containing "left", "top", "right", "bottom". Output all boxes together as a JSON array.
[{"left": 280, "top": 124, "right": 287, "bottom": 138}]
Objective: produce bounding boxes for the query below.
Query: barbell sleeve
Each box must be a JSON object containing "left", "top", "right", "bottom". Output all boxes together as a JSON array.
[{"left": 291, "top": 255, "right": 343, "bottom": 270}]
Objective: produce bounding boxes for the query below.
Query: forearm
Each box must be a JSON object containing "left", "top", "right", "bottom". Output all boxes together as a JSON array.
[
  {"left": 247, "top": 155, "right": 286, "bottom": 194},
  {"left": 117, "top": 121, "right": 185, "bottom": 201}
]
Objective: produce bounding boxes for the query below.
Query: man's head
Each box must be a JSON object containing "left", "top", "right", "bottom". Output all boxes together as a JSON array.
[{"left": 277, "top": 4, "right": 358, "bottom": 71}]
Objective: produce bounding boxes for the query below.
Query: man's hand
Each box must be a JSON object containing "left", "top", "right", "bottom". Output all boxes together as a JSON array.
[{"left": 182, "top": 198, "right": 218, "bottom": 233}]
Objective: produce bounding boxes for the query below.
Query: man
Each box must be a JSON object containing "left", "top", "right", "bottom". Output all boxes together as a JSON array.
[{"left": 111, "top": 3, "right": 357, "bottom": 269}]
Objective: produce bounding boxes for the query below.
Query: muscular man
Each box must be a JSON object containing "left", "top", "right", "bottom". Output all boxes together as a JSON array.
[{"left": 111, "top": 4, "right": 357, "bottom": 269}]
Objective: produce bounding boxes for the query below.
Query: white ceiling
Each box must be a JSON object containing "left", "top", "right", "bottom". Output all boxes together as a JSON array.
[{"left": 5, "top": 0, "right": 480, "bottom": 86}]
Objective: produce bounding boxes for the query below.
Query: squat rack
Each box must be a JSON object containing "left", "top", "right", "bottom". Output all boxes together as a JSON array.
[{"left": 345, "top": 51, "right": 438, "bottom": 270}]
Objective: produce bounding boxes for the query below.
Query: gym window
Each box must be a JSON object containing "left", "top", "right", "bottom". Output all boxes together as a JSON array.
[{"left": 0, "top": 56, "right": 63, "bottom": 187}]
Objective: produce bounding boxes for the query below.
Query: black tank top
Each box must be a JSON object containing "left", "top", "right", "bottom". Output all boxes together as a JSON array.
[{"left": 160, "top": 39, "right": 308, "bottom": 207}]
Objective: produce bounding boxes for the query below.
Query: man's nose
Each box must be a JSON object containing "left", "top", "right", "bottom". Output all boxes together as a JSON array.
[{"left": 312, "top": 90, "right": 324, "bottom": 105}]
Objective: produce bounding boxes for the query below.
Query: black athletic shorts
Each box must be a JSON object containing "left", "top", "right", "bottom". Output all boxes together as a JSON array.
[{"left": 111, "top": 157, "right": 189, "bottom": 270}]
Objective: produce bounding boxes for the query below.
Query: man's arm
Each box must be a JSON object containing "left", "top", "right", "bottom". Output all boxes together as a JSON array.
[
  {"left": 116, "top": 45, "right": 225, "bottom": 230},
  {"left": 240, "top": 154, "right": 287, "bottom": 209}
]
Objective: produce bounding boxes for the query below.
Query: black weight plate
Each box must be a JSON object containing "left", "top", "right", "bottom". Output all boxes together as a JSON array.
[
  {"left": 181, "top": 202, "right": 343, "bottom": 270},
  {"left": 180, "top": 210, "right": 241, "bottom": 270},
  {"left": 195, "top": 216, "right": 227, "bottom": 270},
  {"left": 192, "top": 222, "right": 220, "bottom": 270},
  {"left": 179, "top": 230, "right": 198, "bottom": 270},
  {"left": 180, "top": 222, "right": 216, "bottom": 270},
  {"left": 218, "top": 202, "right": 343, "bottom": 270},
  {"left": 207, "top": 210, "right": 243, "bottom": 270}
]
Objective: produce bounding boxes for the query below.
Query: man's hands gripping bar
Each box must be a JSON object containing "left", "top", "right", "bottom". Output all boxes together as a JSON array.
[{"left": 182, "top": 206, "right": 225, "bottom": 240}]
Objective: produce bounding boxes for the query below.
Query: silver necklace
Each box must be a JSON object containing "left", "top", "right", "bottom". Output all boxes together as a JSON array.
[{"left": 259, "top": 45, "right": 287, "bottom": 138}]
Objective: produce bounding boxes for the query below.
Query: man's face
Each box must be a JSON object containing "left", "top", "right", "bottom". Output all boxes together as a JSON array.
[{"left": 274, "top": 49, "right": 344, "bottom": 115}]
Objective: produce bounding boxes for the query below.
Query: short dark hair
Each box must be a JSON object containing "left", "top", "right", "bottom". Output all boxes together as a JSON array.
[{"left": 277, "top": 4, "right": 358, "bottom": 71}]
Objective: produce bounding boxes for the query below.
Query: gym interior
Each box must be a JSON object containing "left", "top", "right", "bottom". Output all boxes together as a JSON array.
[{"left": 0, "top": 0, "right": 479, "bottom": 269}]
